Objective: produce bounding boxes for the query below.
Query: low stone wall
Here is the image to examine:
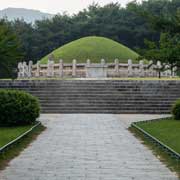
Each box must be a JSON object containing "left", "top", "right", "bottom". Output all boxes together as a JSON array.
[
  {"left": 17, "top": 59, "right": 176, "bottom": 78},
  {"left": 0, "top": 80, "right": 180, "bottom": 114}
]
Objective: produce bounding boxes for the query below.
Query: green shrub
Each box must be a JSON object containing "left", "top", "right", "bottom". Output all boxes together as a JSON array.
[
  {"left": 0, "top": 90, "right": 40, "bottom": 126},
  {"left": 172, "top": 99, "right": 180, "bottom": 120}
]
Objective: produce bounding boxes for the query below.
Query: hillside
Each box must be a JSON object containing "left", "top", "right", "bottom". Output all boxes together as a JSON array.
[
  {"left": 40, "top": 36, "right": 139, "bottom": 64},
  {"left": 0, "top": 8, "right": 53, "bottom": 23}
]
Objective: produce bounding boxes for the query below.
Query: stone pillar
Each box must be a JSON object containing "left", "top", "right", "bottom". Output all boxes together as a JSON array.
[
  {"left": 59, "top": 59, "right": 63, "bottom": 78},
  {"left": 87, "top": 59, "right": 91, "bottom": 66},
  {"left": 114, "top": 59, "right": 119, "bottom": 76},
  {"left": 156, "top": 61, "right": 162, "bottom": 77},
  {"left": 36, "top": 61, "right": 40, "bottom": 77},
  {"left": 86, "top": 59, "right": 91, "bottom": 78},
  {"left": 23, "top": 62, "right": 29, "bottom": 77},
  {"left": 18, "top": 62, "right": 23, "bottom": 78},
  {"left": 47, "top": 60, "right": 54, "bottom": 77},
  {"left": 72, "top": 59, "right": 77, "bottom": 77},
  {"left": 173, "top": 66, "right": 177, "bottom": 77},
  {"left": 139, "top": 60, "right": 144, "bottom": 77},
  {"left": 128, "top": 59, "right": 133, "bottom": 77},
  {"left": 148, "top": 60, "right": 153, "bottom": 77},
  {"left": 28, "top": 61, "right": 33, "bottom": 78},
  {"left": 101, "top": 59, "right": 105, "bottom": 65},
  {"left": 163, "top": 64, "right": 169, "bottom": 77}
]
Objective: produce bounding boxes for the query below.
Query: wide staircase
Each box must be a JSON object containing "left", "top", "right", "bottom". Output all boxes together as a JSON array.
[{"left": 0, "top": 80, "right": 180, "bottom": 114}]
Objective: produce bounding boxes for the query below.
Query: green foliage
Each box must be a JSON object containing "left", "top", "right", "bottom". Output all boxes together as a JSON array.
[
  {"left": 40, "top": 36, "right": 139, "bottom": 63},
  {"left": 11, "top": 19, "right": 37, "bottom": 62},
  {"left": 0, "top": 90, "right": 40, "bottom": 126},
  {"left": 172, "top": 99, "right": 180, "bottom": 120},
  {"left": 0, "top": 19, "right": 23, "bottom": 78},
  {"left": 135, "top": 1, "right": 180, "bottom": 75},
  {"left": 141, "top": 33, "right": 180, "bottom": 62}
]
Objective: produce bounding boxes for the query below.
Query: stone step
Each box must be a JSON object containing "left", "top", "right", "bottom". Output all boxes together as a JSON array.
[
  {"left": 26, "top": 89, "right": 180, "bottom": 95},
  {"left": 0, "top": 80, "right": 179, "bottom": 114},
  {"left": 32, "top": 95, "right": 179, "bottom": 100},
  {"left": 1, "top": 83, "right": 180, "bottom": 88},
  {"left": 13, "top": 86, "right": 178, "bottom": 90},
  {"left": 39, "top": 100, "right": 173, "bottom": 104},
  {"left": 33, "top": 91, "right": 177, "bottom": 95},
  {"left": 41, "top": 105, "right": 171, "bottom": 109},
  {"left": 41, "top": 109, "right": 170, "bottom": 114},
  {"left": 40, "top": 105, "right": 170, "bottom": 109}
]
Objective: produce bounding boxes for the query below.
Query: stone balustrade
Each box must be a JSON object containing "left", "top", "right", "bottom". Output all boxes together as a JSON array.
[{"left": 17, "top": 59, "right": 176, "bottom": 78}]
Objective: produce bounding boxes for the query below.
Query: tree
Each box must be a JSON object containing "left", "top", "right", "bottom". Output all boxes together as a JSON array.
[
  {"left": 1, "top": 0, "right": 179, "bottom": 63},
  {"left": 11, "top": 19, "right": 37, "bottom": 62},
  {"left": 0, "top": 20, "right": 23, "bottom": 78},
  {"left": 140, "top": 32, "right": 180, "bottom": 78}
]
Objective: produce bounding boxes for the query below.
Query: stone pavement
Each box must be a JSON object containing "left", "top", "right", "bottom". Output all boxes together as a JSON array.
[{"left": 0, "top": 114, "right": 178, "bottom": 180}]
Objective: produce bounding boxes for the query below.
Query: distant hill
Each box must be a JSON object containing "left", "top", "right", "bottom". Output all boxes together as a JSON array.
[
  {"left": 40, "top": 36, "right": 140, "bottom": 64},
  {"left": 0, "top": 8, "right": 54, "bottom": 23}
]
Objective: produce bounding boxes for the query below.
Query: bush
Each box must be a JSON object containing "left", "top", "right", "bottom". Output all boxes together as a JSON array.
[
  {"left": 0, "top": 90, "right": 40, "bottom": 126},
  {"left": 172, "top": 99, "right": 180, "bottom": 120}
]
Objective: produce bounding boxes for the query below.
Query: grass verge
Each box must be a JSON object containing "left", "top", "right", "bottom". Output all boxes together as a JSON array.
[
  {"left": 0, "top": 124, "right": 46, "bottom": 170},
  {"left": 129, "top": 118, "right": 180, "bottom": 177}
]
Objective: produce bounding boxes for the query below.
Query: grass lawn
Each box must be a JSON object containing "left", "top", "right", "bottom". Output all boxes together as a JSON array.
[
  {"left": 40, "top": 36, "right": 139, "bottom": 64},
  {"left": 130, "top": 118, "right": 180, "bottom": 177},
  {"left": 0, "top": 124, "right": 45, "bottom": 170},
  {"left": 137, "top": 118, "right": 180, "bottom": 153},
  {"left": 0, "top": 125, "right": 33, "bottom": 148}
]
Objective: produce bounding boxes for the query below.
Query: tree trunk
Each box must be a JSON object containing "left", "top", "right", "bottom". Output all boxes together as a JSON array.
[{"left": 158, "top": 71, "right": 161, "bottom": 79}]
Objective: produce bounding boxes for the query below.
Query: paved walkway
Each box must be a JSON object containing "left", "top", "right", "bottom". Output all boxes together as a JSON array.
[{"left": 0, "top": 114, "right": 178, "bottom": 180}]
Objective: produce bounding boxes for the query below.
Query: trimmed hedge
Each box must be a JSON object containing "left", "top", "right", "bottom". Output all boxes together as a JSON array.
[
  {"left": 172, "top": 99, "right": 180, "bottom": 120},
  {"left": 0, "top": 90, "right": 40, "bottom": 126}
]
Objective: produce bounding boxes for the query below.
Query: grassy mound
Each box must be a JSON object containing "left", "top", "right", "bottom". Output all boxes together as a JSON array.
[{"left": 40, "top": 36, "right": 139, "bottom": 64}]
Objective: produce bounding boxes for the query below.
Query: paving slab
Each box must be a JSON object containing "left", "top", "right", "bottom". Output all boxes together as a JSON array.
[{"left": 0, "top": 114, "right": 178, "bottom": 180}]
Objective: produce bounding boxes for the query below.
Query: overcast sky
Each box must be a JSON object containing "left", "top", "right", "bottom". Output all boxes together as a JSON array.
[{"left": 0, "top": 0, "right": 142, "bottom": 14}]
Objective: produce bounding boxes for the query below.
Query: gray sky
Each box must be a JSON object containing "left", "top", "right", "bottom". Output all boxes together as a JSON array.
[{"left": 0, "top": 0, "right": 141, "bottom": 14}]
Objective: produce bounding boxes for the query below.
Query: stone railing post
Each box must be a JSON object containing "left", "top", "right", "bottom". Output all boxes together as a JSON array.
[
  {"left": 139, "top": 60, "right": 144, "bottom": 77},
  {"left": 156, "top": 61, "right": 162, "bottom": 78},
  {"left": 114, "top": 59, "right": 119, "bottom": 76},
  {"left": 47, "top": 60, "right": 54, "bottom": 77},
  {"left": 28, "top": 61, "right": 33, "bottom": 78},
  {"left": 163, "top": 64, "right": 169, "bottom": 77},
  {"left": 72, "top": 59, "right": 77, "bottom": 77},
  {"left": 47, "top": 60, "right": 50, "bottom": 77},
  {"left": 173, "top": 66, "right": 177, "bottom": 77},
  {"left": 17, "top": 62, "right": 22, "bottom": 78},
  {"left": 128, "top": 59, "right": 133, "bottom": 77},
  {"left": 101, "top": 59, "right": 105, "bottom": 65},
  {"left": 36, "top": 61, "right": 40, "bottom": 77},
  {"left": 23, "top": 62, "right": 29, "bottom": 78},
  {"left": 87, "top": 59, "right": 91, "bottom": 66},
  {"left": 148, "top": 60, "right": 153, "bottom": 77},
  {"left": 59, "top": 59, "right": 63, "bottom": 78},
  {"left": 86, "top": 59, "right": 91, "bottom": 78}
]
